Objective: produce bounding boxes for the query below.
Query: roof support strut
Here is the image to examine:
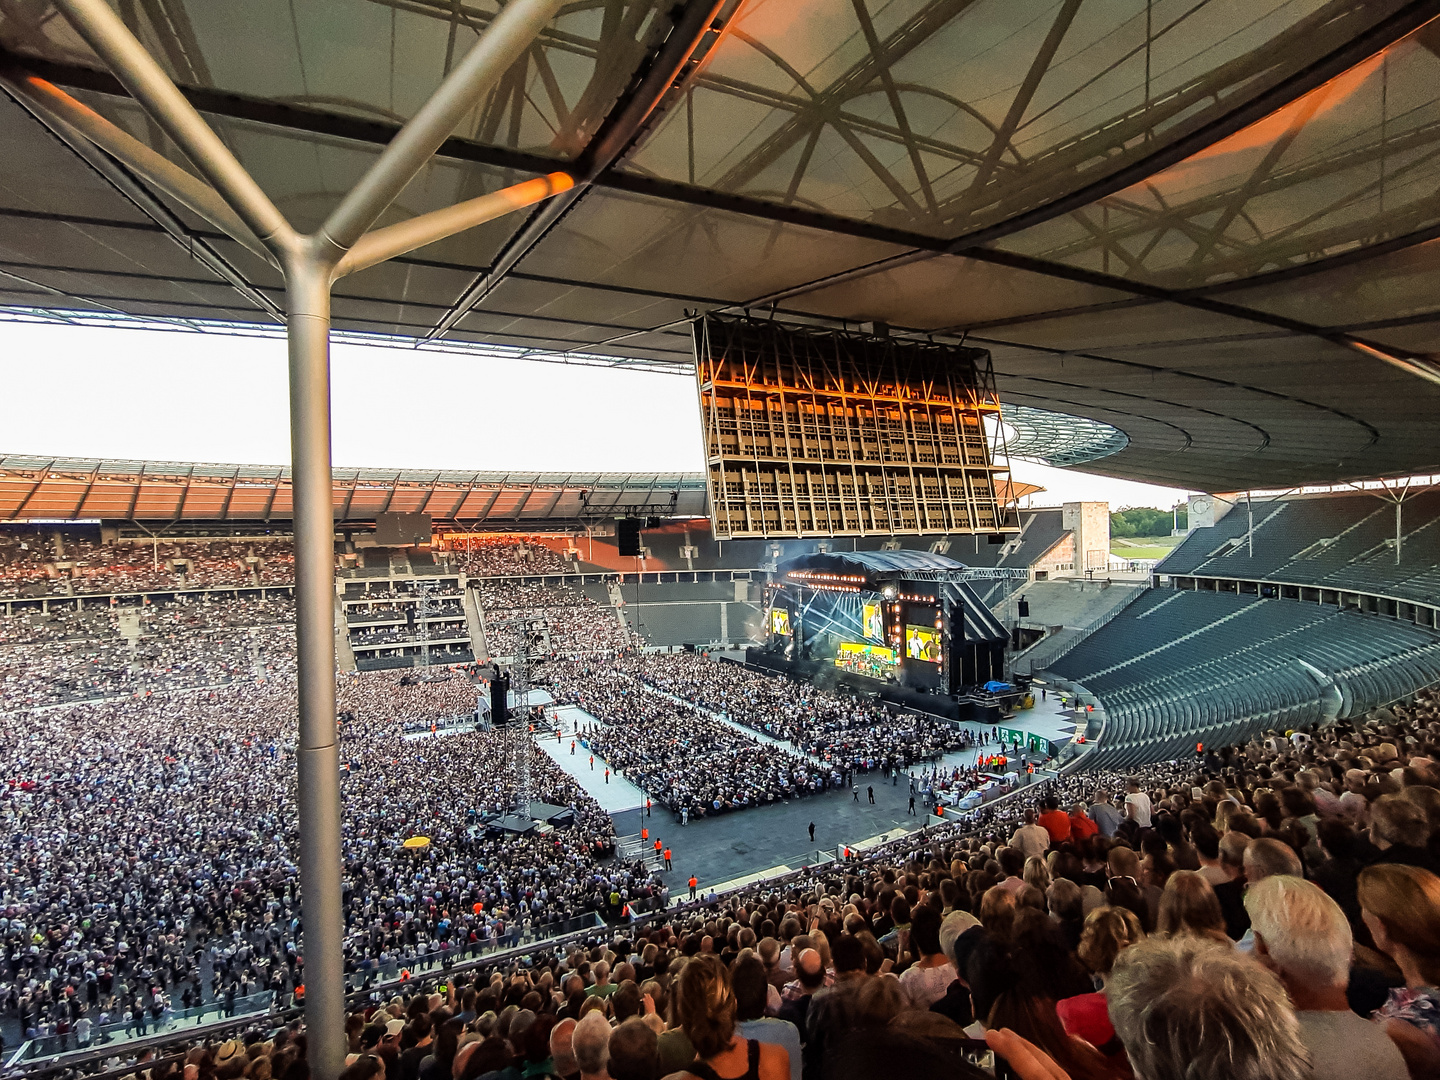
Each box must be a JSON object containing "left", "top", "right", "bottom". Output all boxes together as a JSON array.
[
  {"left": 43, "top": 2, "right": 572, "bottom": 1077},
  {"left": 426, "top": 0, "right": 731, "bottom": 341}
]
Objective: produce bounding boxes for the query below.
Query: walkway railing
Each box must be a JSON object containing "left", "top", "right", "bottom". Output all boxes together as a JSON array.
[{"left": 1014, "top": 584, "right": 1149, "bottom": 674}]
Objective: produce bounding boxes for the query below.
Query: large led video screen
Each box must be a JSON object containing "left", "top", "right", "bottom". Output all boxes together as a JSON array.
[
  {"left": 862, "top": 602, "right": 884, "bottom": 642},
  {"left": 906, "top": 624, "right": 941, "bottom": 663},
  {"left": 770, "top": 608, "right": 791, "bottom": 636},
  {"left": 835, "top": 641, "right": 896, "bottom": 679}
]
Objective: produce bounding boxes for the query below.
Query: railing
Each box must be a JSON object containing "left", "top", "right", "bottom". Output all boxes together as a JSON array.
[{"left": 11, "top": 992, "right": 276, "bottom": 1064}]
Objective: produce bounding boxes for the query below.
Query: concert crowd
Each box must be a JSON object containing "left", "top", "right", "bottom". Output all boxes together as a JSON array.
[{"left": 36, "top": 688, "right": 1440, "bottom": 1080}]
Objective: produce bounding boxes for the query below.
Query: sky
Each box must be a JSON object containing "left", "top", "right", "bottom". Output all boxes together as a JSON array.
[{"left": 0, "top": 319, "right": 1191, "bottom": 509}]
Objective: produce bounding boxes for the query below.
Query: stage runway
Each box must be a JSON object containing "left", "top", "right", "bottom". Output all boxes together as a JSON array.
[{"left": 535, "top": 704, "right": 647, "bottom": 813}]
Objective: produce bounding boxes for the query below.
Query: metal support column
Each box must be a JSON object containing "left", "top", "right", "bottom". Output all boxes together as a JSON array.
[
  {"left": 44, "top": 2, "right": 571, "bottom": 1077},
  {"left": 286, "top": 246, "right": 347, "bottom": 1079}
]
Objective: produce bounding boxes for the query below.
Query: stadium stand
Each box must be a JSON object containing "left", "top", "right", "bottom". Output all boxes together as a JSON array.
[
  {"left": 11, "top": 682, "right": 1437, "bottom": 1080},
  {"left": 0, "top": 535, "right": 296, "bottom": 596},
  {"left": 1160, "top": 490, "right": 1440, "bottom": 609},
  {"left": 1049, "top": 587, "right": 1440, "bottom": 769}
]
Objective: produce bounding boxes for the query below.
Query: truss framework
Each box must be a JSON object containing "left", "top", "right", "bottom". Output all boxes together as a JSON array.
[{"left": 695, "top": 315, "right": 1015, "bottom": 539}]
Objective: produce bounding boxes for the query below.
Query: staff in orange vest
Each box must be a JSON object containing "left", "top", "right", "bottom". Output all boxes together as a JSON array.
[
  {"left": 663, "top": 847, "right": 672, "bottom": 870},
  {"left": 688, "top": 875, "right": 698, "bottom": 900}
]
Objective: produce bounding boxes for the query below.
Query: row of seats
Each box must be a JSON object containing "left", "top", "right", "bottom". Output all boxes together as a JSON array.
[
  {"left": 1049, "top": 588, "right": 1440, "bottom": 769},
  {"left": 1161, "top": 490, "right": 1440, "bottom": 606}
]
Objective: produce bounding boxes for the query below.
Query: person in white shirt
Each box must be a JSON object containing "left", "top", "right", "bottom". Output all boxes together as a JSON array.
[
  {"left": 1123, "top": 778, "right": 1152, "bottom": 829},
  {"left": 1009, "top": 809, "right": 1051, "bottom": 859}
]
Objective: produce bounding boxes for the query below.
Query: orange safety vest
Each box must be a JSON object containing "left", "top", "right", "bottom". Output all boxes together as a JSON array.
[{"left": 663, "top": 849, "right": 671, "bottom": 860}]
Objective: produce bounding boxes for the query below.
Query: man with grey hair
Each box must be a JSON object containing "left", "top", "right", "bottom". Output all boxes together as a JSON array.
[
  {"left": 1369, "top": 793, "right": 1440, "bottom": 875},
  {"left": 573, "top": 1011, "right": 611, "bottom": 1080},
  {"left": 1231, "top": 837, "right": 1305, "bottom": 952},
  {"left": 1107, "top": 936, "right": 1310, "bottom": 1080},
  {"left": 1245, "top": 876, "right": 1407, "bottom": 1080},
  {"left": 606, "top": 1017, "right": 658, "bottom": 1080},
  {"left": 1244, "top": 838, "right": 1303, "bottom": 884}
]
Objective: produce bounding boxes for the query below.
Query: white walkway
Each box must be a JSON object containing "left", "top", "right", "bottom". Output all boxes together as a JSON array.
[{"left": 534, "top": 704, "right": 646, "bottom": 814}]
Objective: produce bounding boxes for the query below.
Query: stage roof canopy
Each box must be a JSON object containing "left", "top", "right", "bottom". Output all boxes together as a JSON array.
[
  {"left": 779, "top": 548, "right": 966, "bottom": 578},
  {"left": 4, "top": 0, "right": 1440, "bottom": 492}
]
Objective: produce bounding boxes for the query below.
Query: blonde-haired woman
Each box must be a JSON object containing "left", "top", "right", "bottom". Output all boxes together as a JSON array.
[
  {"left": 1155, "top": 870, "right": 1230, "bottom": 945},
  {"left": 669, "top": 955, "right": 788, "bottom": 1080},
  {"left": 1359, "top": 864, "right": 1440, "bottom": 1079}
]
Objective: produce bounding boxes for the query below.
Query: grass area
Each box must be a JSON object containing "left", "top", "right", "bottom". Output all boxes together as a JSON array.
[{"left": 1111, "top": 534, "right": 1183, "bottom": 560}]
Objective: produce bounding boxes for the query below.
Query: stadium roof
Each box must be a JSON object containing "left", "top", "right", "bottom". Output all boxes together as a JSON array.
[
  {"left": 0, "top": 453, "right": 707, "bottom": 524},
  {"left": 0, "top": 453, "right": 1040, "bottom": 525},
  {"left": 4, "top": 0, "right": 1440, "bottom": 492},
  {"left": 779, "top": 548, "right": 965, "bottom": 576}
]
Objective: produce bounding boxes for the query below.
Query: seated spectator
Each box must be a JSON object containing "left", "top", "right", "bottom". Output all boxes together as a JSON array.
[
  {"left": 550, "top": 1019, "right": 579, "bottom": 1080},
  {"left": 1037, "top": 797, "right": 1072, "bottom": 844},
  {"left": 607, "top": 1017, "right": 658, "bottom": 1080},
  {"left": 1369, "top": 795, "right": 1440, "bottom": 876},
  {"left": 1213, "top": 831, "right": 1252, "bottom": 940},
  {"left": 669, "top": 956, "right": 788, "bottom": 1080},
  {"left": 1107, "top": 936, "right": 1311, "bottom": 1080},
  {"left": 1154, "top": 871, "right": 1229, "bottom": 946},
  {"left": 1011, "top": 810, "right": 1052, "bottom": 859},
  {"left": 1245, "top": 875, "right": 1408, "bottom": 1080},
  {"left": 572, "top": 1012, "right": 611, "bottom": 1080},
  {"left": 1068, "top": 802, "right": 1099, "bottom": 843},
  {"left": 896, "top": 904, "right": 954, "bottom": 1009},
  {"left": 1358, "top": 864, "right": 1440, "bottom": 1079},
  {"left": 1057, "top": 905, "right": 1143, "bottom": 1054},
  {"left": 730, "top": 956, "right": 800, "bottom": 1080}
]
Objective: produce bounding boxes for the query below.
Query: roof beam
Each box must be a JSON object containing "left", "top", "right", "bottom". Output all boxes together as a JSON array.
[
  {"left": 425, "top": 0, "right": 732, "bottom": 340},
  {"left": 12, "top": 467, "right": 52, "bottom": 518},
  {"left": 0, "top": 93, "right": 280, "bottom": 317},
  {"left": 71, "top": 465, "right": 101, "bottom": 518}
]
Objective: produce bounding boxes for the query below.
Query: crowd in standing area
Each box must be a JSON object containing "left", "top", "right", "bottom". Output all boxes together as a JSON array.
[
  {"left": 93, "top": 686, "right": 1440, "bottom": 1080},
  {"left": 0, "top": 663, "right": 660, "bottom": 1050},
  {"left": 541, "top": 660, "right": 839, "bottom": 820},
  {"left": 620, "top": 653, "right": 972, "bottom": 769}
]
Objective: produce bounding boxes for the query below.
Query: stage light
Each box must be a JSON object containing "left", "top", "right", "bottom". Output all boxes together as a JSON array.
[{"left": 882, "top": 586, "right": 897, "bottom": 599}]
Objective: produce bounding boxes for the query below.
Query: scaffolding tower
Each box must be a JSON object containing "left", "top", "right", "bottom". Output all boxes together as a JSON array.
[{"left": 489, "top": 610, "right": 550, "bottom": 811}]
